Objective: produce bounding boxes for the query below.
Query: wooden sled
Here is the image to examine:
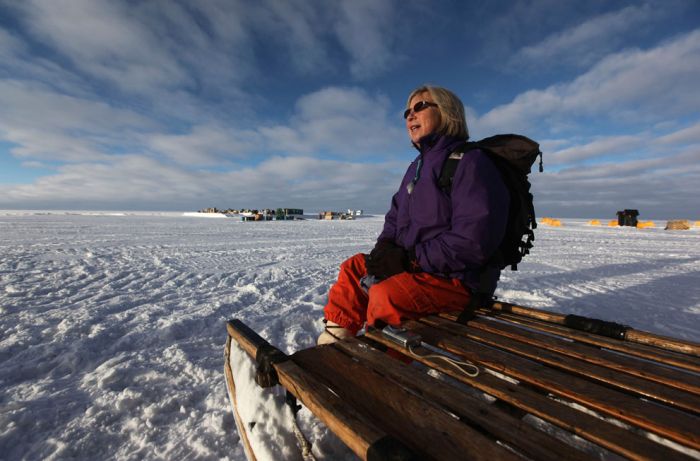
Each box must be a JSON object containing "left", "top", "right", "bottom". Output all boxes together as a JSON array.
[{"left": 225, "top": 301, "right": 700, "bottom": 460}]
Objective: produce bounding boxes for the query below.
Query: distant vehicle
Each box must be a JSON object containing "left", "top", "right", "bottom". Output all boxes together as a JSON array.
[{"left": 616, "top": 209, "right": 639, "bottom": 227}]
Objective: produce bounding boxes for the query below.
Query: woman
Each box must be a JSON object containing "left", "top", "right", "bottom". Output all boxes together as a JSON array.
[{"left": 318, "top": 85, "right": 510, "bottom": 345}]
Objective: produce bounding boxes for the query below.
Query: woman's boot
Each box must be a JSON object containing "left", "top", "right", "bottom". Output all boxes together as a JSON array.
[{"left": 317, "top": 320, "right": 352, "bottom": 345}]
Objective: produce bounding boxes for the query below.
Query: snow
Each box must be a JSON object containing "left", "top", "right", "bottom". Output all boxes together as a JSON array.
[
  {"left": 1, "top": 211, "right": 699, "bottom": 460},
  {"left": 182, "top": 212, "right": 229, "bottom": 218}
]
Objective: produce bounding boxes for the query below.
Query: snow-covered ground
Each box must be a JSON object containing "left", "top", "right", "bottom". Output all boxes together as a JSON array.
[{"left": 1, "top": 211, "right": 699, "bottom": 460}]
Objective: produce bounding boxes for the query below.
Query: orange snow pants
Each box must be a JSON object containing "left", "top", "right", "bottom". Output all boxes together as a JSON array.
[{"left": 323, "top": 253, "right": 471, "bottom": 335}]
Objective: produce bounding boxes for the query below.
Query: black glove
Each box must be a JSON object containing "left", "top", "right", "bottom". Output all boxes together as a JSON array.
[
  {"left": 368, "top": 239, "right": 398, "bottom": 261},
  {"left": 366, "top": 245, "right": 408, "bottom": 279},
  {"left": 365, "top": 239, "right": 397, "bottom": 277}
]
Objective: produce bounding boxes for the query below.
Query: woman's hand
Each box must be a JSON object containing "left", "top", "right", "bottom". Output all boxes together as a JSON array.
[
  {"left": 366, "top": 245, "right": 408, "bottom": 279},
  {"left": 368, "top": 239, "right": 398, "bottom": 260}
]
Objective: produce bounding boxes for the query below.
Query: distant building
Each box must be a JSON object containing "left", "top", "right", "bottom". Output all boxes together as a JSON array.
[
  {"left": 319, "top": 210, "right": 356, "bottom": 220},
  {"left": 276, "top": 208, "right": 304, "bottom": 220}
]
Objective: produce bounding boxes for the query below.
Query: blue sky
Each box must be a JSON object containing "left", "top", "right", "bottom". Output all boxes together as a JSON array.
[{"left": 0, "top": 0, "right": 699, "bottom": 219}]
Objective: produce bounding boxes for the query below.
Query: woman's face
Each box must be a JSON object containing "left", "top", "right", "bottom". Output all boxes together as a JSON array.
[{"left": 406, "top": 91, "right": 441, "bottom": 146}]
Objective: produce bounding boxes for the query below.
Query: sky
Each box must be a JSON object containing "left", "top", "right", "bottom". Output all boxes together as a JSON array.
[{"left": 0, "top": 0, "right": 699, "bottom": 219}]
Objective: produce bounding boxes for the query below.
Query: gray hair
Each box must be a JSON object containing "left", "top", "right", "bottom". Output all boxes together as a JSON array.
[{"left": 407, "top": 85, "right": 469, "bottom": 139}]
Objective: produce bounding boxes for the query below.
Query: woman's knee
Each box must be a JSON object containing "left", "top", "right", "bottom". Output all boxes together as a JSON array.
[
  {"left": 366, "top": 282, "right": 403, "bottom": 326},
  {"left": 339, "top": 253, "right": 366, "bottom": 275}
]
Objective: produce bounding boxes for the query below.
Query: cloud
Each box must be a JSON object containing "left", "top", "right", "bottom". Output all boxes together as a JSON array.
[
  {"left": 1, "top": 0, "right": 411, "bottom": 143},
  {"left": 531, "top": 121, "right": 700, "bottom": 217},
  {"left": 0, "top": 80, "right": 154, "bottom": 162},
  {"left": 476, "top": 29, "right": 700, "bottom": 136},
  {"left": 334, "top": 0, "right": 400, "bottom": 79},
  {"left": 526, "top": 113, "right": 700, "bottom": 218},
  {"left": 148, "top": 87, "right": 407, "bottom": 163},
  {"left": 252, "top": 156, "right": 399, "bottom": 202},
  {"left": 0, "top": 24, "right": 90, "bottom": 97},
  {"left": 10, "top": 0, "right": 403, "bottom": 100},
  {"left": 148, "top": 126, "right": 262, "bottom": 166},
  {"left": 547, "top": 135, "right": 646, "bottom": 165},
  {"left": 250, "top": 1, "right": 331, "bottom": 75},
  {"left": 0, "top": 82, "right": 410, "bottom": 211},
  {"left": 511, "top": 4, "right": 654, "bottom": 69},
  {"left": 655, "top": 121, "right": 700, "bottom": 146},
  {"left": 259, "top": 87, "right": 405, "bottom": 157},
  {"left": 3, "top": 1, "right": 696, "bottom": 219},
  {"left": 1, "top": 81, "right": 403, "bottom": 175},
  {"left": 8, "top": 0, "right": 258, "bottom": 106},
  {"left": 532, "top": 143, "right": 700, "bottom": 218},
  {"left": 0, "top": 154, "right": 402, "bottom": 212},
  {"left": 17, "top": 0, "right": 191, "bottom": 92},
  {"left": 0, "top": 155, "right": 211, "bottom": 208}
]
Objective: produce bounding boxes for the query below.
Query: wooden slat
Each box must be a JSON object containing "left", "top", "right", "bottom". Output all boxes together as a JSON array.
[
  {"left": 464, "top": 315, "right": 700, "bottom": 397},
  {"left": 227, "top": 320, "right": 411, "bottom": 460},
  {"left": 452, "top": 310, "right": 700, "bottom": 374},
  {"left": 292, "top": 345, "right": 522, "bottom": 461},
  {"left": 226, "top": 318, "right": 700, "bottom": 460},
  {"left": 430, "top": 316, "right": 700, "bottom": 414},
  {"left": 410, "top": 318, "right": 700, "bottom": 451},
  {"left": 480, "top": 310, "right": 700, "bottom": 372},
  {"left": 487, "top": 301, "right": 700, "bottom": 357},
  {"left": 274, "top": 359, "right": 393, "bottom": 460},
  {"left": 224, "top": 335, "right": 258, "bottom": 461},
  {"left": 226, "top": 320, "right": 260, "bottom": 358},
  {"left": 364, "top": 329, "right": 695, "bottom": 461},
  {"left": 627, "top": 328, "right": 700, "bottom": 355},
  {"left": 333, "top": 338, "right": 595, "bottom": 461}
]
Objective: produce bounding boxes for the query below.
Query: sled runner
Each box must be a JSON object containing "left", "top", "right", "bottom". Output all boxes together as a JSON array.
[{"left": 224, "top": 302, "right": 700, "bottom": 461}]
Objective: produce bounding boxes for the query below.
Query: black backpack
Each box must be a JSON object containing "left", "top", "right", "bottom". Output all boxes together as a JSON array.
[{"left": 438, "top": 134, "right": 543, "bottom": 315}]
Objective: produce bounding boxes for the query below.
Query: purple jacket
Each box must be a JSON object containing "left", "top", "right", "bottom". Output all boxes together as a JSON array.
[{"left": 378, "top": 134, "right": 510, "bottom": 291}]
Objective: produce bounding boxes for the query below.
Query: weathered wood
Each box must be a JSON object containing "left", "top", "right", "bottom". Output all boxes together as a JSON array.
[
  {"left": 226, "top": 320, "right": 262, "bottom": 359},
  {"left": 464, "top": 315, "right": 700, "bottom": 397},
  {"left": 292, "top": 344, "right": 522, "bottom": 461},
  {"left": 449, "top": 310, "right": 700, "bottom": 374},
  {"left": 227, "top": 319, "right": 414, "bottom": 460},
  {"left": 364, "top": 329, "right": 695, "bottom": 461},
  {"left": 487, "top": 301, "right": 700, "bottom": 357},
  {"left": 410, "top": 318, "right": 700, "bottom": 451},
  {"left": 625, "top": 328, "right": 700, "bottom": 355},
  {"left": 224, "top": 335, "right": 258, "bottom": 461},
  {"left": 333, "top": 338, "right": 595, "bottom": 461},
  {"left": 274, "top": 359, "right": 397, "bottom": 460},
  {"left": 226, "top": 316, "right": 700, "bottom": 460},
  {"left": 422, "top": 316, "right": 700, "bottom": 414}
]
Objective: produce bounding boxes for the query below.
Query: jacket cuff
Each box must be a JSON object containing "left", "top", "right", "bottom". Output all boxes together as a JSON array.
[{"left": 406, "top": 247, "right": 421, "bottom": 272}]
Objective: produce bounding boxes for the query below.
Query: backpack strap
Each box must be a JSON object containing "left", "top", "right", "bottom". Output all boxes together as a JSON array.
[
  {"left": 440, "top": 142, "right": 501, "bottom": 324},
  {"left": 438, "top": 142, "right": 477, "bottom": 193},
  {"left": 437, "top": 153, "right": 461, "bottom": 192}
]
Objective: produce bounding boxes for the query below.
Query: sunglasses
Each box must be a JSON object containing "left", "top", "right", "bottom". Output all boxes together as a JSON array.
[{"left": 403, "top": 100, "right": 438, "bottom": 119}]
